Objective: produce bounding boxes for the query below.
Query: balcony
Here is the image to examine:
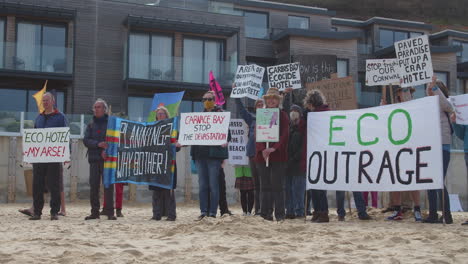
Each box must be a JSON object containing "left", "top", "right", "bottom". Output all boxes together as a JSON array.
[
  {"left": 108, "top": 0, "right": 242, "bottom": 16},
  {"left": 126, "top": 55, "right": 237, "bottom": 87},
  {"left": 0, "top": 41, "right": 73, "bottom": 77}
]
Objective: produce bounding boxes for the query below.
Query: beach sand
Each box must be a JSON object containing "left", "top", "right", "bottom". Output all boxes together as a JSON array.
[{"left": 0, "top": 202, "right": 467, "bottom": 264}]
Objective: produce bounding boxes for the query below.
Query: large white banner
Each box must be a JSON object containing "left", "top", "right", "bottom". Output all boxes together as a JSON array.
[
  {"left": 231, "top": 65, "right": 265, "bottom": 100},
  {"left": 450, "top": 94, "right": 468, "bottom": 125},
  {"left": 395, "top": 35, "right": 433, "bottom": 87},
  {"left": 267, "top": 62, "right": 301, "bottom": 91},
  {"left": 228, "top": 119, "right": 249, "bottom": 165},
  {"left": 179, "top": 112, "right": 231, "bottom": 146},
  {"left": 365, "top": 59, "right": 401, "bottom": 86},
  {"left": 22, "top": 127, "right": 70, "bottom": 163},
  {"left": 306, "top": 96, "right": 443, "bottom": 191}
]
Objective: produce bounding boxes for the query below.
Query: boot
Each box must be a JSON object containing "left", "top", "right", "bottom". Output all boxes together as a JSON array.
[
  {"left": 116, "top": 209, "right": 124, "bottom": 217},
  {"left": 316, "top": 211, "right": 329, "bottom": 223},
  {"left": 444, "top": 212, "right": 453, "bottom": 224},
  {"left": 311, "top": 211, "right": 319, "bottom": 222},
  {"left": 85, "top": 214, "right": 100, "bottom": 220}
]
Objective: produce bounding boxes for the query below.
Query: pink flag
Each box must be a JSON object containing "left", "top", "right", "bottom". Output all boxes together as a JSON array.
[{"left": 209, "top": 71, "right": 225, "bottom": 106}]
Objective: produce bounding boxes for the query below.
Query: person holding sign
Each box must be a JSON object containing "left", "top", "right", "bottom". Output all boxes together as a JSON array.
[
  {"left": 83, "top": 99, "right": 117, "bottom": 221},
  {"left": 29, "top": 92, "right": 68, "bottom": 221},
  {"left": 255, "top": 88, "right": 289, "bottom": 221},
  {"left": 190, "top": 91, "right": 230, "bottom": 220},
  {"left": 451, "top": 113, "right": 468, "bottom": 226},
  {"left": 423, "top": 77, "right": 454, "bottom": 224},
  {"left": 149, "top": 106, "right": 180, "bottom": 221},
  {"left": 303, "top": 90, "right": 330, "bottom": 223}
]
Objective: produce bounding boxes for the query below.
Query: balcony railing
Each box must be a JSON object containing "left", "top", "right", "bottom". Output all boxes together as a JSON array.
[
  {"left": 107, "top": 0, "right": 242, "bottom": 16},
  {"left": 127, "top": 55, "right": 237, "bottom": 85},
  {"left": 0, "top": 41, "right": 73, "bottom": 74}
]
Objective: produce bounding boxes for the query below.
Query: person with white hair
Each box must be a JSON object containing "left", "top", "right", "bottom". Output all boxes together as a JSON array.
[{"left": 83, "top": 98, "right": 117, "bottom": 220}]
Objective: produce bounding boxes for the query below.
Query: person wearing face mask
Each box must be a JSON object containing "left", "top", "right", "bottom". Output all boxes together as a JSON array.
[
  {"left": 235, "top": 95, "right": 264, "bottom": 216},
  {"left": 190, "top": 91, "right": 230, "bottom": 220},
  {"left": 284, "top": 104, "right": 307, "bottom": 219},
  {"left": 255, "top": 88, "right": 289, "bottom": 221}
]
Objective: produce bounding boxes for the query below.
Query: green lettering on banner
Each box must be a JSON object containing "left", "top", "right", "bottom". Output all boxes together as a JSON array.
[
  {"left": 357, "top": 113, "right": 379, "bottom": 146},
  {"left": 388, "top": 109, "right": 412, "bottom": 145},
  {"left": 329, "top": 115, "right": 346, "bottom": 146}
]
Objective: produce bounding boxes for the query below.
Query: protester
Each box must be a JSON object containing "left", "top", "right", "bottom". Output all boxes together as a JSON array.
[
  {"left": 234, "top": 165, "right": 255, "bottom": 215},
  {"left": 423, "top": 77, "right": 454, "bottom": 224},
  {"left": 363, "top": 192, "right": 378, "bottom": 208},
  {"left": 191, "top": 91, "right": 229, "bottom": 220},
  {"left": 83, "top": 99, "right": 116, "bottom": 220},
  {"left": 336, "top": 191, "right": 372, "bottom": 221},
  {"left": 235, "top": 97, "right": 264, "bottom": 215},
  {"left": 218, "top": 162, "right": 233, "bottom": 216},
  {"left": 452, "top": 113, "right": 468, "bottom": 226},
  {"left": 303, "top": 89, "right": 329, "bottom": 223},
  {"left": 382, "top": 87, "right": 422, "bottom": 222},
  {"left": 149, "top": 106, "right": 179, "bottom": 221},
  {"left": 102, "top": 183, "right": 124, "bottom": 217},
  {"left": 29, "top": 92, "right": 68, "bottom": 220},
  {"left": 256, "top": 87, "right": 289, "bottom": 221},
  {"left": 284, "top": 104, "right": 306, "bottom": 219}
]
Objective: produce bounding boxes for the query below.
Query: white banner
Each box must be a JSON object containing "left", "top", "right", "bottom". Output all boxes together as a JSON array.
[
  {"left": 306, "top": 96, "right": 443, "bottom": 191},
  {"left": 179, "top": 112, "right": 231, "bottom": 146},
  {"left": 450, "top": 94, "right": 468, "bottom": 125},
  {"left": 365, "top": 59, "right": 401, "bottom": 86},
  {"left": 395, "top": 35, "right": 433, "bottom": 87},
  {"left": 231, "top": 65, "right": 265, "bottom": 100},
  {"left": 267, "top": 62, "right": 301, "bottom": 91},
  {"left": 22, "top": 127, "right": 70, "bottom": 163},
  {"left": 228, "top": 119, "right": 249, "bottom": 165}
]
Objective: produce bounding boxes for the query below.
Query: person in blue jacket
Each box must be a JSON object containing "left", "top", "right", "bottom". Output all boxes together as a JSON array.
[{"left": 452, "top": 113, "right": 468, "bottom": 226}]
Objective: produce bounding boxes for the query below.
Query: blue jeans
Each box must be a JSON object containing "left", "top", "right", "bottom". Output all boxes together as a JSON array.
[
  {"left": 285, "top": 173, "right": 306, "bottom": 216},
  {"left": 427, "top": 145, "right": 451, "bottom": 216},
  {"left": 336, "top": 191, "right": 367, "bottom": 217},
  {"left": 196, "top": 159, "right": 222, "bottom": 216}
]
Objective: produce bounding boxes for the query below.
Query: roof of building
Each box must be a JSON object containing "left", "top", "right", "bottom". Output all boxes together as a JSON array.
[
  {"left": 271, "top": 28, "right": 362, "bottom": 41},
  {"left": 219, "top": 0, "right": 336, "bottom": 16},
  {"left": 0, "top": 1, "right": 76, "bottom": 20},
  {"left": 332, "top": 16, "right": 432, "bottom": 30},
  {"left": 431, "top": 29, "right": 468, "bottom": 41},
  {"left": 126, "top": 15, "right": 240, "bottom": 37}
]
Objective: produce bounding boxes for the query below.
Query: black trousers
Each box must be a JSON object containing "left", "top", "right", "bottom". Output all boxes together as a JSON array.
[
  {"left": 240, "top": 190, "right": 254, "bottom": 214},
  {"left": 89, "top": 162, "right": 114, "bottom": 216},
  {"left": 257, "top": 162, "right": 286, "bottom": 220},
  {"left": 152, "top": 188, "right": 176, "bottom": 219},
  {"left": 218, "top": 167, "right": 230, "bottom": 214},
  {"left": 33, "top": 163, "right": 61, "bottom": 216},
  {"left": 249, "top": 159, "right": 261, "bottom": 214}
]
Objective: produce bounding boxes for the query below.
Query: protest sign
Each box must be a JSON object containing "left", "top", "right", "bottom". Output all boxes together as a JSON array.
[
  {"left": 395, "top": 35, "right": 433, "bottom": 87},
  {"left": 22, "top": 127, "right": 70, "bottom": 163},
  {"left": 450, "top": 94, "right": 468, "bottom": 125},
  {"left": 179, "top": 112, "right": 231, "bottom": 145},
  {"left": 365, "top": 59, "right": 401, "bottom": 86},
  {"left": 228, "top": 119, "right": 249, "bottom": 165},
  {"left": 306, "top": 96, "right": 443, "bottom": 192},
  {"left": 267, "top": 62, "right": 301, "bottom": 91},
  {"left": 256, "top": 108, "right": 280, "bottom": 142},
  {"left": 306, "top": 75, "right": 357, "bottom": 110},
  {"left": 231, "top": 64, "right": 265, "bottom": 100},
  {"left": 103, "top": 117, "right": 176, "bottom": 189},
  {"left": 292, "top": 55, "right": 337, "bottom": 85}
]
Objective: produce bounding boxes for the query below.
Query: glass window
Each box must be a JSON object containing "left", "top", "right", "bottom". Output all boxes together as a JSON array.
[
  {"left": 331, "top": 27, "right": 338, "bottom": 32},
  {"left": 127, "top": 96, "right": 153, "bottom": 122},
  {"left": 379, "top": 29, "right": 394, "bottom": 48},
  {"left": 435, "top": 72, "right": 448, "bottom": 88},
  {"left": 244, "top": 11, "right": 268, "bottom": 39},
  {"left": 453, "top": 40, "right": 468, "bottom": 63},
  {"left": 0, "top": 19, "right": 4, "bottom": 68},
  {"left": 180, "top": 100, "right": 203, "bottom": 113},
  {"left": 288, "top": 16, "right": 309, "bottom": 30},
  {"left": 410, "top": 32, "right": 423, "bottom": 38},
  {"left": 337, "top": 59, "right": 348, "bottom": 78},
  {"left": 151, "top": 34, "right": 173, "bottom": 80},
  {"left": 0, "top": 88, "right": 64, "bottom": 116},
  {"left": 16, "top": 22, "right": 66, "bottom": 72},
  {"left": 129, "top": 33, "right": 150, "bottom": 79},
  {"left": 183, "top": 38, "right": 223, "bottom": 84},
  {"left": 394, "top": 31, "right": 408, "bottom": 42}
]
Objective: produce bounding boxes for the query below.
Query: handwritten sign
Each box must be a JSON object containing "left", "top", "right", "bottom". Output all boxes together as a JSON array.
[
  {"left": 179, "top": 112, "right": 231, "bottom": 145},
  {"left": 256, "top": 108, "right": 280, "bottom": 142},
  {"left": 22, "top": 127, "right": 70, "bottom": 163},
  {"left": 395, "top": 35, "right": 433, "bottom": 87},
  {"left": 306, "top": 75, "right": 357, "bottom": 110},
  {"left": 292, "top": 55, "right": 337, "bottom": 84},
  {"left": 228, "top": 119, "right": 249, "bottom": 165},
  {"left": 267, "top": 62, "right": 301, "bottom": 91},
  {"left": 450, "top": 94, "right": 468, "bottom": 125},
  {"left": 231, "top": 64, "right": 265, "bottom": 100},
  {"left": 365, "top": 59, "right": 401, "bottom": 86}
]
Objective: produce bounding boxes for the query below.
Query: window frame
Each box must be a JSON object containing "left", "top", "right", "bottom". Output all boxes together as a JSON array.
[
  {"left": 242, "top": 10, "right": 269, "bottom": 39},
  {"left": 0, "top": 18, "right": 5, "bottom": 68},
  {"left": 288, "top": 15, "right": 310, "bottom": 30},
  {"left": 336, "top": 58, "right": 349, "bottom": 77},
  {"left": 378, "top": 27, "right": 424, "bottom": 49}
]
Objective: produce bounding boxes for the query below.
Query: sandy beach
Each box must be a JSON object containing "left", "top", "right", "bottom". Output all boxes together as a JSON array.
[{"left": 0, "top": 202, "right": 467, "bottom": 264}]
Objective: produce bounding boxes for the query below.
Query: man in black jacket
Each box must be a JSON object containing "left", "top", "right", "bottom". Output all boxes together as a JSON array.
[{"left": 83, "top": 99, "right": 116, "bottom": 220}]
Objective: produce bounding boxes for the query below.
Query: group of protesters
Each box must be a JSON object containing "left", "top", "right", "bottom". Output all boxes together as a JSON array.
[{"left": 19, "top": 77, "right": 468, "bottom": 226}]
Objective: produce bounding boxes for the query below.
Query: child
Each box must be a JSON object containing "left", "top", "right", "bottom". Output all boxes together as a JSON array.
[{"left": 235, "top": 166, "right": 255, "bottom": 215}]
